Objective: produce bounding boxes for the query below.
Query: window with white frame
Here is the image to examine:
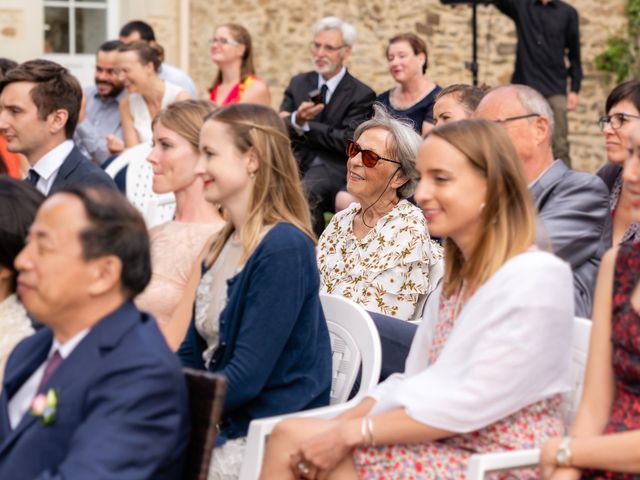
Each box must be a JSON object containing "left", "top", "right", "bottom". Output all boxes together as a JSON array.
[{"left": 44, "top": 0, "right": 111, "bottom": 55}]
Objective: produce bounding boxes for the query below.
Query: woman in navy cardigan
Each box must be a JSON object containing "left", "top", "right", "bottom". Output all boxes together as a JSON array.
[{"left": 170, "top": 103, "right": 332, "bottom": 478}]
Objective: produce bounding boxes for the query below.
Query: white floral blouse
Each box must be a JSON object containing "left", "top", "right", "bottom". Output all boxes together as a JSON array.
[{"left": 317, "top": 200, "right": 443, "bottom": 320}]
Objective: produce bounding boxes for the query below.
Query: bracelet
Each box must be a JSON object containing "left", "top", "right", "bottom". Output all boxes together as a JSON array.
[
  {"left": 360, "top": 417, "right": 368, "bottom": 446},
  {"left": 360, "top": 417, "right": 375, "bottom": 447},
  {"left": 367, "top": 417, "right": 375, "bottom": 447}
]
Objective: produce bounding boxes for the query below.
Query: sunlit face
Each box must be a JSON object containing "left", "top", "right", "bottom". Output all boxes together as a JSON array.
[
  {"left": 434, "top": 93, "right": 471, "bottom": 126},
  {"left": 623, "top": 127, "right": 640, "bottom": 222},
  {"left": 210, "top": 26, "right": 245, "bottom": 66},
  {"left": 414, "top": 135, "right": 486, "bottom": 251},
  {"left": 118, "top": 50, "right": 153, "bottom": 93},
  {"left": 14, "top": 194, "right": 97, "bottom": 326},
  {"left": 311, "top": 29, "right": 350, "bottom": 79},
  {"left": 347, "top": 127, "right": 403, "bottom": 205},
  {"left": 94, "top": 50, "right": 124, "bottom": 98},
  {"left": 603, "top": 99, "right": 640, "bottom": 165},
  {"left": 387, "top": 40, "right": 425, "bottom": 84},
  {"left": 147, "top": 121, "right": 201, "bottom": 195},
  {"left": 197, "top": 119, "right": 254, "bottom": 208},
  {"left": 0, "top": 81, "right": 54, "bottom": 162}
]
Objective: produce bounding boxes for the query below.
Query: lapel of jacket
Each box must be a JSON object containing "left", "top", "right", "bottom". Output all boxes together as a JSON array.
[
  {"left": 529, "top": 160, "right": 567, "bottom": 209},
  {"left": 49, "top": 146, "right": 81, "bottom": 194},
  {"left": 321, "top": 70, "right": 354, "bottom": 121},
  {"left": 0, "top": 302, "right": 140, "bottom": 457},
  {"left": 0, "top": 330, "right": 53, "bottom": 450}
]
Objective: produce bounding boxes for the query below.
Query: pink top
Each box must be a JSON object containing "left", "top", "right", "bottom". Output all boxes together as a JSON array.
[{"left": 209, "top": 75, "right": 258, "bottom": 105}]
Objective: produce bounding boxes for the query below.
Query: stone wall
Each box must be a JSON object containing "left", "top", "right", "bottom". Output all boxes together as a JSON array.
[{"left": 189, "top": 0, "right": 628, "bottom": 172}]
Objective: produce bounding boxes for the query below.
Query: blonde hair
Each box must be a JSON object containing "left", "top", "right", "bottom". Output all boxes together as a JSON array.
[
  {"left": 152, "top": 99, "right": 216, "bottom": 150},
  {"left": 203, "top": 103, "right": 314, "bottom": 266},
  {"left": 430, "top": 119, "right": 537, "bottom": 297}
]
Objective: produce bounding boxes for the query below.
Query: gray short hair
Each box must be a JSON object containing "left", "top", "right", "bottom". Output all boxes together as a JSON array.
[
  {"left": 312, "top": 17, "right": 357, "bottom": 47},
  {"left": 511, "top": 84, "right": 555, "bottom": 141},
  {"left": 354, "top": 103, "right": 422, "bottom": 199}
]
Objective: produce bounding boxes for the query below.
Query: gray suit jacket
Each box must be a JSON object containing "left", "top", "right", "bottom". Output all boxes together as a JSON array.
[
  {"left": 530, "top": 160, "right": 611, "bottom": 318},
  {"left": 49, "top": 145, "right": 115, "bottom": 195}
]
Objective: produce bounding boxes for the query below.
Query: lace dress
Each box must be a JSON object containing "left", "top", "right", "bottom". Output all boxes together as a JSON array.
[
  {"left": 0, "top": 295, "right": 34, "bottom": 384},
  {"left": 582, "top": 241, "right": 640, "bottom": 480},
  {"left": 353, "top": 289, "right": 564, "bottom": 479}
]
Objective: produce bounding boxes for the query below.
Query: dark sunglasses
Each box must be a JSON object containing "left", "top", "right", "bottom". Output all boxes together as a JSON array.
[{"left": 346, "top": 140, "right": 402, "bottom": 168}]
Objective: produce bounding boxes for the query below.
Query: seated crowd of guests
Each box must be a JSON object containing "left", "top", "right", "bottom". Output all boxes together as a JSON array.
[{"left": 0, "top": 14, "right": 638, "bottom": 480}]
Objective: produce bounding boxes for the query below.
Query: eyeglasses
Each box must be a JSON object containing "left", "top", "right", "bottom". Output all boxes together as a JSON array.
[
  {"left": 309, "top": 42, "right": 346, "bottom": 53},
  {"left": 209, "top": 37, "right": 240, "bottom": 47},
  {"left": 346, "top": 140, "right": 402, "bottom": 168},
  {"left": 598, "top": 112, "right": 640, "bottom": 131},
  {"left": 494, "top": 113, "right": 540, "bottom": 124}
]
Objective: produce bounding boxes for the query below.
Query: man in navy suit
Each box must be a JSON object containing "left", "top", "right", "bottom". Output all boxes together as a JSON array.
[
  {"left": 0, "top": 186, "right": 189, "bottom": 479},
  {"left": 280, "top": 17, "right": 375, "bottom": 235},
  {"left": 0, "top": 59, "right": 114, "bottom": 195}
]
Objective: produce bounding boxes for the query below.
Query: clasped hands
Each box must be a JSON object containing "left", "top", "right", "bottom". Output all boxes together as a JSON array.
[
  {"left": 293, "top": 101, "right": 325, "bottom": 128},
  {"left": 288, "top": 419, "right": 359, "bottom": 479}
]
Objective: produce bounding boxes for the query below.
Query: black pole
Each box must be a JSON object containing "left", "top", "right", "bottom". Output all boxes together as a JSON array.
[{"left": 471, "top": 0, "right": 479, "bottom": 86}]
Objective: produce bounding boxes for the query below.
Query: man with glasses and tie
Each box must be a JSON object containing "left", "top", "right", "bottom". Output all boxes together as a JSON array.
[
  {"left": 476, "top": 84, "right": 610, "bottom": 318},
  {"left": 0, "top": 185, "right": 189, "bottom": 479},
  {"left": 0, "top": 59, "right": 114, "bottom": 196},
  {"left": 280, "top": 16, "right": 375, "bottom": 236}
]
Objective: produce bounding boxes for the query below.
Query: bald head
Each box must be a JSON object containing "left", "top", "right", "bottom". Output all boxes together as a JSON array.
[{"left": 475, "top": 85, "right": 555, "bottom": 182}]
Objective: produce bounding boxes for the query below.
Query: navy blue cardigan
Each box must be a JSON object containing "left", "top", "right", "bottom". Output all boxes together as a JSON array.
[{"left": 178, "top": 223, "right": 332, "bottom": 439}]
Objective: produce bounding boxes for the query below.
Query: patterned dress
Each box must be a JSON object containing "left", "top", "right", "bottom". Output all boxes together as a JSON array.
[
  {"left": 353, "top": 289, "right": 565, "bottom": 479},
  {"left": 582, "top": 241, "right": 640, "bottom": 480},
  {"left": 317, "top": 200, "right": 443, "bottom": 320},
  {"left": 609, "top": 174, "right": 640, "bottom": 243}
]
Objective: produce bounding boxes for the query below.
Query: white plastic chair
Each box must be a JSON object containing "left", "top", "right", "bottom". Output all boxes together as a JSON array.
[
  {"left": 465, "top": 317, "right": 592, "bottom": 479},
  {"left": 238, "top": 294, "right": 382, "bottom": 480}
]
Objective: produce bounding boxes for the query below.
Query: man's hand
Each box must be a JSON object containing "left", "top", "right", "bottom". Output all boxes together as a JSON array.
[
  {"left": 567, "top": 92, "right": 579, "bottom": 111},
  {"left": 295, "top": 101, "right": 325, "bottom": 127}
]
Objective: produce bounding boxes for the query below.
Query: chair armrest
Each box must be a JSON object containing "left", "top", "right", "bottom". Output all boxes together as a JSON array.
[
  {"left": 466, "top": 449, "right": 540, "bottom": 479},
  {"left": 239, "top": 400, "right": 359, "bottom": 480}
]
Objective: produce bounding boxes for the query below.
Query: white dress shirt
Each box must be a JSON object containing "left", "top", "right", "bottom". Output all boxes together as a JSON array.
[
  {"left": 291, "top": 66, "right": 348, "bottom": 133},
  {"left": 8, "top": 328, "right": 89, "bottom": 429},
  {"left": 27, "top": 140, "right": 74, "bottom": 195}
]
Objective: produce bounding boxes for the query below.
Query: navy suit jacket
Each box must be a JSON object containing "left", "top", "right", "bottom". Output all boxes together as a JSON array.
[
  {"left": 0, "top": 302, "right": 189, "bottom": 480},
  {"left": 49, "top": 145, "right": 115, "bottom": 195},
  {"left": 530, "top": 160, "right": 611, "bottom": 318},
  {"left": 280, "top": 70, "right": 375, "bottom": 173}
]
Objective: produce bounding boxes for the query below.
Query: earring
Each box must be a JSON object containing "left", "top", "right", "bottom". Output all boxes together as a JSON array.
[
  {"left": 248, "top": 170, "right": 256, "bottom": 180},
  {"left": 479, "top": 202, "right": 486, "bottom": 212}
]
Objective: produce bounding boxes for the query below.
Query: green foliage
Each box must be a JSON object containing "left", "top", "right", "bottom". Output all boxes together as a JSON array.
[{"left": 595, "top": 0, "right": 640, "bottom": 82}]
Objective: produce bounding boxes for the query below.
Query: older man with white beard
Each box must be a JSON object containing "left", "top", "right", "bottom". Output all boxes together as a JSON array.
[{"left": 280, "top": 17, "right": 375, "bottom": 236}]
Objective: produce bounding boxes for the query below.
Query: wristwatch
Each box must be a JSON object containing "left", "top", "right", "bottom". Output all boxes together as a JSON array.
[{"left": 556, "top": 436, "right": 572, "bottom": 467}]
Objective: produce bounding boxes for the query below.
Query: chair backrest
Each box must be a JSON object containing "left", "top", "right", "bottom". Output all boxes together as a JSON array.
[
  {"left": 182, "top": 369, "right": 227, "bottom": 480},
  {"left": 320, "top": 294, "right": 382, "bottom": 404},
  {"left": 561, "top": 317, "right": 591, "bottom": 427}
]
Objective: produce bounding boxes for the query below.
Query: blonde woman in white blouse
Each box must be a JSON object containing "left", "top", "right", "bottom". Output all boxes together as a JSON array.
[
  {"left": 317, "top": 104, "right": 442, "bottom": 321},
  {"left": 260, "top": 119, "right": 574, "bottom": 480}
]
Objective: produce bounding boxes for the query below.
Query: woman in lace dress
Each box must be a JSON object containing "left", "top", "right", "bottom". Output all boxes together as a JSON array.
[
  {"left": 116, "top": 41, "right": 191, "bottom": 150},
  {"left": 0, "top": 178, "right": 42, "bottom": 383},
  {"left": 539, "top": 126, "right": 640, "bottom": 480},
  {"left": 261, "top": 119, "right": 574, "bottom": 480},
  {"left": 318, "top": 105, "right": 442, "bottom": 321},
  {"left": 135, "top": 100, "right": 225, "bottom": 334},
  {"left": 170, "top": 104, "right": 331, "bottom": 479}
]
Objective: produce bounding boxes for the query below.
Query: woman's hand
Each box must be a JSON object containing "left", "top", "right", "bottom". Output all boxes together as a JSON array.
[
  {"left": 106, "top": 134, "right": 124, "bottom": 154},
  {"left": 540, "top": 437, "right": 581, "bottom": 480},
  {"left": 289, "top": 418, "right": 361, "bottom": 478}
]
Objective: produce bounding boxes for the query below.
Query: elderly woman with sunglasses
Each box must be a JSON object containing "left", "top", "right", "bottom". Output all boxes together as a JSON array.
[
  {"left": 317, "top": 105, "right": 443, "bottom": 321},
  {"left": 597, "top": 80, "right": 640, "bottom": 244}
]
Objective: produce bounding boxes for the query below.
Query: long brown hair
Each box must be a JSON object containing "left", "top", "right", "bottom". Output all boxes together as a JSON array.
[
  {"left": 430, "top": 119, "right": 537, "bottom": 296},
  {"left": 203, "top": 104, "right": 313, "bottom": 266},
  {"left": 212, "top": 24, "right": 256, "bottom": 89}
]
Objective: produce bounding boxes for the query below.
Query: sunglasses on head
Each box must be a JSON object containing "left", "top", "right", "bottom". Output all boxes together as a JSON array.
[{"left": 346, "top": 140, "right": 402, "bottom": 168}]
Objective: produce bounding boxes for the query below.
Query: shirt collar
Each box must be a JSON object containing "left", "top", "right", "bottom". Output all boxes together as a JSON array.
[
  {"left": 51, "top": 328, "right": 91, "bottom": 360},
  {"left": 318, "top": 66, "right": 347, "bottom": 94},
  {"left": 32, "top": 140, "right": 74, "bottom": 181}
]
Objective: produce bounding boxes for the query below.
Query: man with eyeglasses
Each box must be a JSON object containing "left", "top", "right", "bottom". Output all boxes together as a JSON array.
[
  {"left": 74, "top": 40, "right": 126, "bottom": 166},
  {"left": 280, "top": 16, "right": 375, "bottom": 236},
  {"left": 493, "top": 0, "right": 582, "bottom": 168},
  {"left": 476, "top": 84, "right": 610, "bottom": 318}
]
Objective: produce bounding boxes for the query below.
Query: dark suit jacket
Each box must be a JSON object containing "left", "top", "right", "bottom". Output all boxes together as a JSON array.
[
  {"left": 49, "top": 145, "right": 115, "bottom": 195},
  {"left": 596, "top": 161, "right": 622, "bottom": 192},
  {"left": 0, "top": 302, "right": 189, "bottom": 480},
  {"left": 280, "top": 70, "right": 375, "bottom": 173},
  {"left": 530, "top": 160, "right": 611, "bottom": 318}
]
